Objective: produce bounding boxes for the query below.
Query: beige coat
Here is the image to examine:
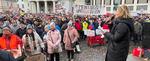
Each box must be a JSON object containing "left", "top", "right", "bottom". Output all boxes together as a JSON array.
[
  {"left": 22, "top": 31, "right": 44, "bottom": 55},
  {"left": 63, "top": 27, "right": 79, "bottom": 50},
  {"left": 47, "top": 30, "right": 62, "bottom": 54}
]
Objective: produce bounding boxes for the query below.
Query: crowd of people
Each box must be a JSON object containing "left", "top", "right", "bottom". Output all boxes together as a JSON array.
[{"left": 0, "top": 5, "right": 149, "bottom": 61}]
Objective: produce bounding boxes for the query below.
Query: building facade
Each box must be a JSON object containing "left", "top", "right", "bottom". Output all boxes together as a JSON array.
[
  {"left": 59, "top": 0, "right": 150, "bottom": 15},
  {"left": 28, "top": 0, "right": 98, "bottom": 14},
  {"left": 17, "top": 0, "right": 30, "bottom": 13},
  {"left": 59, "top": 0, "right": 99, "bottom": 13},
  {"left": 0, "top": 0, "right": 18, "bottom": 12},
  {"left": 99, "top": 0, "right": 150, "bottom": 14},
  {"left": 29, "top": 0, "right": 59, "bottom": 13}
]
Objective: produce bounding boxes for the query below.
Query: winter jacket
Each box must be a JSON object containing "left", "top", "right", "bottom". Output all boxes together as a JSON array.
[
  {"left": 82, "top": 22, "right": 88, "bottom": 30},
  {"left": 104, "top": 18, "right": 134, "bottom": 61},
  {"left": 16, "top": 28, "right": 26, "bottom": 38},
  {"left": 0, "top": 34, "right": 22, "bottom": 50},
  {"left": 75, "top": 21, "right": 82, "bottom": 31},
  {"left": 47, "top": 30, "right": 62, "bottom": 54},
  {"left": 36, "top": 27, "right": 44, "bottom": 39},
  {"left": 63, "top": 27, "right": 79, "bottom": 50},
  {"left": 22, "top": 31, "right": 44, "bottom": 55},
  {"left": 56, "top": 25, "right": 61, "bottom": 31}
]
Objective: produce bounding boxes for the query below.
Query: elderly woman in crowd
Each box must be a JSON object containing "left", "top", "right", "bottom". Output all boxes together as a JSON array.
[
  {"left": 43, "top": 24, "right": 51, "bottom": 48},
  {"left": 63, "top": 21, "right": 79, "bottom": 61},
  {"left": 42, "top": 24, "right": 51, "bottom": 60},
  {"left": 47, "top": 22, "right": 62, "bottom": 61}
]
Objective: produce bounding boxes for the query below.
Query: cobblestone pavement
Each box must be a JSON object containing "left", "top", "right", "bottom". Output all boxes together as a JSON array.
[
  {"left": 59, "top": 40, "right": 145, "bottom": 61},
  {"left": 60, "top": 40, "right": 107, "bottom": 61}
]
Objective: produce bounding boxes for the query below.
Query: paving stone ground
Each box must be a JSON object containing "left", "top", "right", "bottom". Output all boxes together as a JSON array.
[{"left": 58, "top": 40, "right": 146, "bottom": 61}]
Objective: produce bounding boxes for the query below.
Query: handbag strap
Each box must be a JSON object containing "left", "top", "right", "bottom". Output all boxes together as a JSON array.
[
  {"left": 67, "top": 29, "right": 72, "bottom": 45},
  {"left": 49, "top": 30, "right": 59, "bottom": 44}
]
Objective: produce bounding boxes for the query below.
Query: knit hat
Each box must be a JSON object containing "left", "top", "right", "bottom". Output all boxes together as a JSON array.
[
  {"left": 67, "top": 21, "right": 73, "bottom": 26},
  {"left": 44, "top": 25, "right": 51, "bottom": 30},
  {"left": 50, "top": 22, "right": 55, "bottom": 26},
  {"left": 26, "top": 24, "right": 33, "bottom": 30},
  {"left": 3, "top": 26, "right": 12, "bottom": 32}
]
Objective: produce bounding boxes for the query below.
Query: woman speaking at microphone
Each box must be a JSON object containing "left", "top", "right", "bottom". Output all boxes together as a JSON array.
[{"left": 101, "top": 5, "right": 134, "bottom": 61}]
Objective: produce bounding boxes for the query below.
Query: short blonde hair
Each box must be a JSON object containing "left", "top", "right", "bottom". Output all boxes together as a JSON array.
[{"left": 116, "top": 5, "right": 131, "bottom": 18}]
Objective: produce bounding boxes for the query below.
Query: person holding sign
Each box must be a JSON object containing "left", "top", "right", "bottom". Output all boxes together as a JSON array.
[{"left": 101, "top": 5, "right": 134, "bottom": 61}]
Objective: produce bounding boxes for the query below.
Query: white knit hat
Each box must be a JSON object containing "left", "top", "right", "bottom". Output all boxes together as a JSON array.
[
  {"left": 50, "top": 22, "right": 55, "bottom": 26},
  {"left": 67, "top": 21, "right": 73, "bottom": 26}
]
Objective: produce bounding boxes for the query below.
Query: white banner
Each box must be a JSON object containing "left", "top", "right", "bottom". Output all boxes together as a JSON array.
[
  {"left": 86, "top": 30, "right": 95, "bottom": 36},
  {"left": 73, "top": 5, "right": 101, "bottom": 15}
]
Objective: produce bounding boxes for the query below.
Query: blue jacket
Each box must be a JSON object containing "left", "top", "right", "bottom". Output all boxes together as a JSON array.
[{"left": 56, "top": 25, "right": 61, "bottom": 31}]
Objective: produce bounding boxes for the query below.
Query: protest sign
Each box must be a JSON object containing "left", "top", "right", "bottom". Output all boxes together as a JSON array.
[
  {"left": 86, "top": 30, "right": 95, "bottom": 36},
  {"left": 96, "top": 29, "right": 102, "bottom": 35},
  {"left": 73, "top": 5, "right": 101, "bottom": 15}
]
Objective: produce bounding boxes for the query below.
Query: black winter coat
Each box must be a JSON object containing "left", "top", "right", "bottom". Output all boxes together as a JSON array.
[
  {"left": 104, "top": 18, "right": 134, "bottom": 61},
  {"left": 16, "top": 28, "right": 26, "bottom": 38}
]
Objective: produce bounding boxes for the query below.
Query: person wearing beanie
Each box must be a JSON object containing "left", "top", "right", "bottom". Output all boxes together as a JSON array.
[
  {"left": 41, "top": 24, "right": 51, "bottom": 56},
  {"left": 9, "top": 18, "right": 19, "bottom": 33},
  {"left": 0, "top": 26, "right": 23, "bottom": 60},
  {"left": 26, "top": 24, "right": 33, "bottom": 30},
  {"left": 16, "top": 22, "right": 26, "bottom": 38},
  {"left": 22, "top": 24, "right": 45, "bottom": 61},
  {"left": 63, "top": 21, "right": 79, "bottom": 61},
  {"left": 46, "top": 22, "right": 62, "bottom": 61}
]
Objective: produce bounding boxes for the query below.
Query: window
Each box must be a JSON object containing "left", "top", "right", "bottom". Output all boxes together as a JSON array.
[
  {"left": 137, "top": 5, "right": 148, "bottom": 10},
  {"left": 96, "top": 0, "right": 102, "bottom": 5},
  {"left": 104, "top": 0, "right": 111, "bottom": 5},
  {"left": 137, "top": 0, "right": 148, "bottom": 3},
  {"left": 125, "top": 0, "right": 134, "bottom": 4},
  {"left": 85, "top": 0, "right": 91, "bottom": 5},
  {"left": 114, "top": 0, "right": 122, "bottom": 5},
  {"left": 22, "top": 4, "right": 24, "bottom": 8},
  {"left": 128, "top": 6, "right": 134, "bottom": 11},
  {"left": 100, "top": 0, "right": 102, "bottom": 5},
  {"left": 106, "top": 7, "right": 111, "bottom": 11}
]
